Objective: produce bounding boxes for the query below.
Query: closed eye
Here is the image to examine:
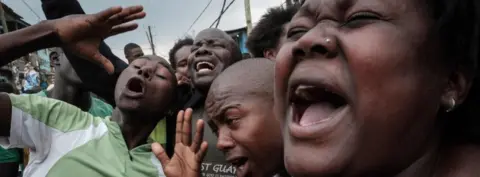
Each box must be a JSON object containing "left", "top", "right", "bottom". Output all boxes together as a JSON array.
[
  {"left": 342, "top": 12, "right": 381, "bottom": 28},
  {"left": 287, "top": 27, "right": 308, "bottom": 40}
]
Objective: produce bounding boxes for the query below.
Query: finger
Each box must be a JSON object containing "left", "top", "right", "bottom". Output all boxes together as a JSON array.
[
  {"left": 107, "top": 23, "right": 139, "bottom": 38},
  {"left": 190, "top": 119, "right": 205, "bottom": 152},
  {"left": 91, "top": 52, "right": 114, "bottom": 74},
  {"left": 107, "top": 6, "right": 144, "bottom": 25},
  {"left": 121, "top": 12, "right": 146, "bottom": 23},
  {"left": 152, "top": 143, "right": 170, "bottom": 166},
  {"left": 182, "top": 108, "right": 193, "bottom": 145},
  {"left": 195, "top": 141, "right": 209, "bottom": 162},
  {"left": 95, "top": 6, "right": 123, "bottom": 22},
  {"left": 175, "top": 110, "right": 185, "bottom": 144}
]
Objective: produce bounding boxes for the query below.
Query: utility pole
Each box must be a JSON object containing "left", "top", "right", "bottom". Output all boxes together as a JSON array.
[
  {"left": 0, "top": 0, "right": 13, "bottom": 70},
  {"left": 0, "top": 0, "right": 9, "bottom": 34},
  {"left": 147, "top": 26, "right": 156, "bottom": 56},
  {"left": 244, "top": 0, "right": 253, "bottom": 34}
]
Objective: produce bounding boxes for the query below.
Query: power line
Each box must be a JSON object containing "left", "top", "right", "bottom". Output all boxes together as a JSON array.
[
  {"left": 209, "top": 0, "right": 236, "bottom": 28},
  {"left": 21, "top": 0, "right": 42, "bottom": 21},
  {"left": 215, "top": 0, "right": 227, "bottom": 28},
  {"left": 185, "top": 0, "right": 213, "bottom": 35}
]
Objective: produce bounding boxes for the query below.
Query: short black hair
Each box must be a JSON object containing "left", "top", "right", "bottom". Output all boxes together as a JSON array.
[
  {"left": 168, "top": 37, "right": 194, "bottom": 69},
  {"left": 246, "top": 5, "right": 299, "bottom": 57},
  {"left": 124, "top": 43, "right": 141, "bottom": 56}
]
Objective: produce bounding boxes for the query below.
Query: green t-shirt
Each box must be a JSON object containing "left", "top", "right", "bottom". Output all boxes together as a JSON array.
[
  {"left": 0, "top": 92, "right": 114, "bottom": 163},
  {"left": 0, "top": 94, "right": 166, "bottom": 177},
  {"left": 35, "top": 91, "right": 113, "bottom": 117}
]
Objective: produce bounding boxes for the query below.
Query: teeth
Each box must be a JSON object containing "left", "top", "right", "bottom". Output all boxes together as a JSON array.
[
  {"left": 196, "top": 61, "right": 214, "bottom": 71},
  {"left": 295, "top": 85, "right": 316, "bottom": 101}
]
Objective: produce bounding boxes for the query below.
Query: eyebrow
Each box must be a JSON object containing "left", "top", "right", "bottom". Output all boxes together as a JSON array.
[{"left": 207, "top": 119, "right": 218, "bottom": 132}]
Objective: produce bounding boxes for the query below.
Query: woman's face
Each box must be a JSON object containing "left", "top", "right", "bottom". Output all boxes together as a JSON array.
[{"left": 275, "top": 0, "right": 451, "bottom": 176}]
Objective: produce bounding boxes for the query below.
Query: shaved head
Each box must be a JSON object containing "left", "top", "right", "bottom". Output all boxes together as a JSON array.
[
  {"left": 207, "top": 58, "right": 274, "bottom": 104},
  {"left": 205, "top": 58, "right": 283, "bottom": 177}
]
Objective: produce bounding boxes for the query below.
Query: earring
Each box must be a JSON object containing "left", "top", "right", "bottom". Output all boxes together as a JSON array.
[{"left": 446, "top": 98, "right": 456, "bottom": 113}]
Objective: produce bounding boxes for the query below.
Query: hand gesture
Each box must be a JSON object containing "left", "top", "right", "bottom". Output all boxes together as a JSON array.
[
  {"left": 152, "top": 108, "right": 208, "bottom": 177},
  {"left": 53, "top": 6, "right": 146, "bottom": 74}
]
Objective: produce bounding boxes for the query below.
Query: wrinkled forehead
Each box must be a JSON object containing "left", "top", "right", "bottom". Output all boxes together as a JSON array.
[{"left": 195, "top": 30, "right": 233, "bottom": 43}]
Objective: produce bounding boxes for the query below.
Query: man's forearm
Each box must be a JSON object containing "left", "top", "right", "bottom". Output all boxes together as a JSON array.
[
  {"left": 0, "top": 20, "right": 60, "bottom": 67},
  {"left": 41, "top": 0, "right": 127, "bottom": 105}
]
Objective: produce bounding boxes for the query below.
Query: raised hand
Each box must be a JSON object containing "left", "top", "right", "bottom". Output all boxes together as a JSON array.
[
  {"left": 53, "top": 6, "right": 146, "bottom": 74},
  {"left": 152, "top": 108, "right": 208, "bottom": 177}
]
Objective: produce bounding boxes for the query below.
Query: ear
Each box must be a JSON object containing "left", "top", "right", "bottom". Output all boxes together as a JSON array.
[
  {"left": 263, "top": 49, "right": 277, "bottom": 60},
  {"left": 441, "top": 68, "right": 473, "bottom": 111}
]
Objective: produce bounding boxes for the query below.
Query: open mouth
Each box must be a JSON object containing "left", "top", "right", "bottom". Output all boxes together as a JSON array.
[
  {"left": 127, "top": 77, "right": 144, "bottom": 94},
  {"left": 195, "top": 61, "right": 215, "bottom": 74},
  {"left": 290, "top": 85, "right": 347, "bottom": 126},
  {"left": 228, "top": 157, "right": 249, "bottom": 176}
]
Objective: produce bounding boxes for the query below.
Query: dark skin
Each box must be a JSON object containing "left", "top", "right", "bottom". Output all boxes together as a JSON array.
[
  {"left": 0, "top": 56, "right": 175, "bottom": 151},
  {"left": 0, "top": 5, "right": 145, "bottom": 73},
  {"left": 275, "top": 0, "right": 480, "bottom": 176},
  {"left": 126, "top": 47, "right": 144, "bottom": 63},
  {"left": 205, "top": 59, "right": 285, "bottom": 177},
  {"left": 50, "top": 48, "right": 91, "bottom": 112},
  {"left": 188, "top": 28, "right": 238, "bottom": 94},
  {"left": 264, "top": 26, "right": 288, "bottom": 60},
  {"left": 114, "top": 56, "right": 175, "bottom": 149},
  {"left": 0, "top": 5, "right": 145, "bottom": 139},
  {"left": 153, "top": 109, "right": 208, "bottom": 177},
  {"left": 174, "top": 45, "right": 192, "bottom": 86}
]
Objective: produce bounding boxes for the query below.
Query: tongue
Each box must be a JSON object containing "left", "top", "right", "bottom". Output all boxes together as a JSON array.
[{"left": 299, "top": 102, "right": 336, "bottom": 126}]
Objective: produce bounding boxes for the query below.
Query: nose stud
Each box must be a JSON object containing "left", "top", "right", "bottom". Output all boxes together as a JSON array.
[{"left": 325, "top": 38, "right": 332, "bottom": 44}]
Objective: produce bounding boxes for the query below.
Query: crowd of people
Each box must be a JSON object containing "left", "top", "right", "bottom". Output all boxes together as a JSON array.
[{"left": 0, "top": 0, "right": 480, "bottom": 176}]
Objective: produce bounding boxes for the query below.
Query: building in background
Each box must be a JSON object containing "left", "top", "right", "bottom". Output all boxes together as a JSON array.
[
  {"left": 0, "top": 3, "right": 52, "bottom": 93},
  {"left": 0, "top": 2, "right": 30, "bottom": 34},
  {"left": 225, "top": 27, "right": 249, "bottom": 55}
]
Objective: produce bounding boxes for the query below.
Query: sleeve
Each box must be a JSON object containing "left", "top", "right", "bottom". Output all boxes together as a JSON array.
[
  {"left": 40, "top": 0, "right": 128, "bottom": 106},
  {"left": 0, "top": 94, "right": 102, "bottom": 154}
]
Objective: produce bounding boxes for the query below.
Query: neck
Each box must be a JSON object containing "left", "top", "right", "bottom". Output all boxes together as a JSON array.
[
  {"left": 112, "top": 108, "right": 160, "bottom": 150},
  {"left": 51, "top": 75, "right": 91, "bottom": 112}
]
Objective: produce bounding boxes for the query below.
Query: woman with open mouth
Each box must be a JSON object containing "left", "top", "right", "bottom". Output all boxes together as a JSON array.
[{"left": 274, "top": 0, "right": 480, "bottom": 176}]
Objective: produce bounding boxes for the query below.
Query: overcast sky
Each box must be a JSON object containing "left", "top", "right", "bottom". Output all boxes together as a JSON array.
[{"left": 4, "top": 0, "right": 284, "bottom": 61}]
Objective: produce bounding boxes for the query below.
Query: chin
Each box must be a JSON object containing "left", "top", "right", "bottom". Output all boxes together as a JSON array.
[
  {"left": 193, "top": 77, "right": 215, "bottom": 89},
  {"left": 116, "top": 99, "right": 141, "bottom": 112},
  {"left": 283, "top": 134, "right": 357, "bottom": 177}
]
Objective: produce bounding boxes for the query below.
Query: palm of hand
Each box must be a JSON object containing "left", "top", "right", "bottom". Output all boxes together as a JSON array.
[
  {"left": 164, "top": 143, "right": 202, "bottom": 177},
  {"left": 52, "top": 6, "right": 145, "bottom": 73},
  {"left": 152, "top": 109, "right": 208, "bottom": 177}
]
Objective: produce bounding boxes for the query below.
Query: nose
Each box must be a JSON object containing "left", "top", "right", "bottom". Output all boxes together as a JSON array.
[
  {"left": 292, "top": 28, "right": 338, "bottom": 60},
  {"left": 195, "top": 46, "right": 212, "bottom": 57},
  {"left": 216, "top": 128, "right": 235, "bottom": 151},
  {"left": 137, "top": 64, "right": 155, "bottom": 80}
]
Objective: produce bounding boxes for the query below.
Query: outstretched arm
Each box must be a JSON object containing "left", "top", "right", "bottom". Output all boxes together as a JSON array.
[
  {"left": 42, "top": 0, "right": 128, "bottom": 105},
  {"left": 0, "top": 20, "right": 60, "bottom": 67}
]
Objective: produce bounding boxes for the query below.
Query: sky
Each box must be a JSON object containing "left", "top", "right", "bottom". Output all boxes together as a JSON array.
[{"left": 3, "top": 0, "right": 285, "bottom": 62}]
